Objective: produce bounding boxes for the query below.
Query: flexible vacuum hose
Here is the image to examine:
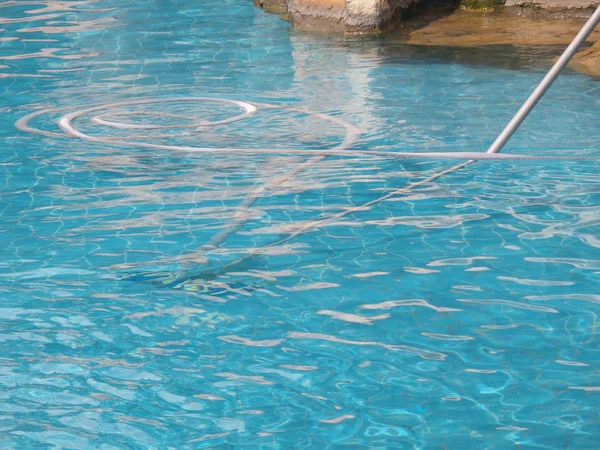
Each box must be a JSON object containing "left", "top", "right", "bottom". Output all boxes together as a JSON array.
[{"left": 15, "top": 7, "right": 600, "bottom": 282}]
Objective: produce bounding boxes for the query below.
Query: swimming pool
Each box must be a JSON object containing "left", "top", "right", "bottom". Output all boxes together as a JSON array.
[{"left": 1, "top": 0, "right": 600, "bottom": 447}]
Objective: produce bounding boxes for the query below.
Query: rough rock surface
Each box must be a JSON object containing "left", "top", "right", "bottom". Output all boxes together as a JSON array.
[
  {"left": 571, "top": 41, "right": 600, "bottom": 76},
  {"left": 254, "top": 0, "right": 600, "bottom": 34},
  {"left": 254, "top": 0, "right": 289, "bottom": 14},
  {"left": 254, "top": 0, "right": 423, "bottom": 34},
  {"left": 399, "top": 8, "right": 600, "bottom": 77},
  {"left": 345, "top": 0, "right": 421, "bottom": 34},
  {"left": 401, "top": 8, "right": 600, "bottom": 46},
  {"left": 501, "top": 0, "right": 598, "bottom": 19},
  {"left": 252, "top": 0, "right": 600, "bottom": 78},
  {"left": 287, "top": 0, "right": 346, "bottom": 32}
]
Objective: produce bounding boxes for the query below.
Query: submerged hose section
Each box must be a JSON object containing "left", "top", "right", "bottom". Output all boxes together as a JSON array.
[
  {"left": 15, "top": 94, "right": 599, "bottom": 280},
  {"left": 204, "top": 8, "right": 600, "bottom": 280},
  {"left": 16, "top": 97, "right": 363, "bottom": 275}
]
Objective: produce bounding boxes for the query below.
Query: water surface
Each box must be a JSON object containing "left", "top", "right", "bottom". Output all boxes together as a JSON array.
[{"left": 1, "top": 1, "right": 600, "bottom": 448}]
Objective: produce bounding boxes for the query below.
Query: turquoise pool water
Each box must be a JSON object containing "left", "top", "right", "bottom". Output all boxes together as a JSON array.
[{"left": 2, "top": 0, "right": 600, "bottom": 448}]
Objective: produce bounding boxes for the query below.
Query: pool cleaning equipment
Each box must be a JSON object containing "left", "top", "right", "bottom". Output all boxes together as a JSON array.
[
  {"left": 16, "top": 97, "right": 599, "bottom": 161},
  {"left": 193, "top": 5, "right": 600, "bottom": 282},
  {"left": 15, "top": 6, "right": 600, "bottom": 284},
  {"left": 486, "top": 5, "right": 600, "bottom": 156}
]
